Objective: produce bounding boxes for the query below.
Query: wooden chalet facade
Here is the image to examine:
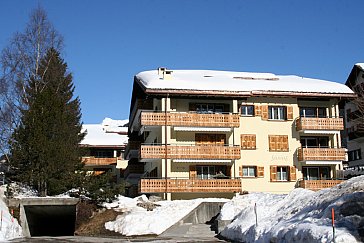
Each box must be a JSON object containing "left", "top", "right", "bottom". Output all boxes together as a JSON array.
[{"left": 126, "top": 68, "right": 355, "bottom": 200}]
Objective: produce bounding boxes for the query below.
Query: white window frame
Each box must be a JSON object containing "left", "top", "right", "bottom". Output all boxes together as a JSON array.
[
  {"left": 277, "top": 166, "right": 288, "bottom": 181},
  {"left": 268, "top": 106, "right": 286, "bottom": 120},
  {"left": 242, "top": 166, "right": 256, "bottom": 177},
  {"left": 241, "top": 105, "right": 254, "bottom": 116}
]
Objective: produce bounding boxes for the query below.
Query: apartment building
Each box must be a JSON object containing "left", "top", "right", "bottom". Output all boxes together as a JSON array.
[
  {"left": 344, "top": 63, "right": 364, "bottom": 175},
  {"left": 126, "top": 68, "right": 355, "bottom": 200},
  {"left": 80, "top": 118, "right": 128, "bottom": 182}
]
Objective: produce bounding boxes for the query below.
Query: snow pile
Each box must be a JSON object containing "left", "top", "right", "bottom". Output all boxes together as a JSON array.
[
  {"left": 220, "top": 176, "right": 364, "bottom": 243},
  {"left": 8, "top": 183, "right": 38, "bottom": 198},
  {"left": 0, "top": 186, "right": 23, "bottom": 241},
  {"left": 104, "top": 195, "right": 228, "bottom": 236}
]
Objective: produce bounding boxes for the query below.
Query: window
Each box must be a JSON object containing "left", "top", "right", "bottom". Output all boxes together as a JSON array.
[
  {"left": 269, "top": 135, "right": 289, "bottom": 152},
  {"left": 348, "top": 149, "right": 362, "bottom": 161},
  {"left": 193, "top": 103, "right": 228, "bottom": 114},
  {"left": 277, "top": 166, "right": 288, "bottom": 181},
  {"left": 302, "top": 166, "right": 330, "bottom": 180},
  {"left": 241, "top": 105, "right": 254, "bottom": 116},
  {"left": 91, "top": 149, "right": 114, "bottom": 158},
  {"left": 240, "top": 134, "right": 256, "bottom": 150},
  {"left": 239, "top": 166, "right": 264, "bottom": 178},
  {"left": 268, "top": 106, "right": 286, "bottom": 120},
  {"left": 300, "top": 136, "right": 329, "bottom": 148},
  {"left": 299, "top": 107, "right": 327, "bottom": 118},
  {"left": 242, "top": 166, "right": 256, "bottom": 177},
  {"left": 270, "top": 165, "right": 296, "bottom": 182}
]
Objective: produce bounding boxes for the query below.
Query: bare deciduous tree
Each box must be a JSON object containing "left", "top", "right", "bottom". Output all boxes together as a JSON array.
[{"left": 0, "top": 7, "right": 63, "bottom": 158}]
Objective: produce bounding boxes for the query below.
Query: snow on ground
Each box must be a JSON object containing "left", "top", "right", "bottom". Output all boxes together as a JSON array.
[
  {"left": 0, "top": 186, "right": 23, "bottom": 241},
  {"left": 220, "top": 175, "right": 364, "bottom": 243},
  {"left": 103, "top": 176, "right": 364, "bottom": 242},
  {"left": 104, "top": 195, "right": 228, "bottom": 236}
]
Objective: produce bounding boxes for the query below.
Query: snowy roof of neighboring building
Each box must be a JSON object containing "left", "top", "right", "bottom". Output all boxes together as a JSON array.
[
  {"left": 355, "top": 63, "right": 364, "bottom": 71},
  {"left": 80, "top": 118, "right": 128, "bottom": 147},
  {"left": 136, "top": 69, "right": 355, "bottom": 97}
]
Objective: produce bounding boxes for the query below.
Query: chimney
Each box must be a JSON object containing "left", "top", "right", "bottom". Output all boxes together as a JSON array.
[{"left": 157, "top": 67, "right": 173, "bottom": 80}]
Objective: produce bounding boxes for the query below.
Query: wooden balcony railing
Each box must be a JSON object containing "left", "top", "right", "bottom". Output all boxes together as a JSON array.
[
  {"left": 298, "top": 179, "right": 345, "bottom": 191},
  {"left": 296, "top": 117, "right": 344, "bottom": 131},
  {"left": 140, "top": 145, "right": 241, "bottom": 160},
  {"left": 82, "top": 157, "right": 117, "bottom": 166},
  {"left": 140, "top": 112, "right": 240, "bottom": 128},
  {"left": 139, "top": 178, "right": 242, "bottom": 193},
  {"left": 297, "top": 148, "right": 346, "bottom": 161}
]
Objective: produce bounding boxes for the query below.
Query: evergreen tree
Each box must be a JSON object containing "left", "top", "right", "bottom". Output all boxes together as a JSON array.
[{"left": 10, "top": 48, "right": 85, "bottom": 196}]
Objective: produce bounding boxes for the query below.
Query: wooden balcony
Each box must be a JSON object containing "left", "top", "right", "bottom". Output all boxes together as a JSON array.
[
  {"left": 82, "top": 157, "right": 117, "bottom": 166},
  {"left": 139, "top": 178, "right": 242, "bottom": 193},
  {"left": 296, "top": 117, "right": 344, "bottom": 131},
  {"left": 297, "top": 148, "right": 346, "bottom": 161},
  {"left": 140, "top": 112, "right": 240, "bottom": 128},
  {"left": 298, "top": 179, "right": 345, "bottom": 191},
  {"left": 140, "top": 145, "right": 241, "bottom": 160}
]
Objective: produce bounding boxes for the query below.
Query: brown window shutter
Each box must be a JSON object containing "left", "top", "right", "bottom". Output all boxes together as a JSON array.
[
  {"left": 241, "top": 134, "right": 247, "bottom": 149},
  {"left": 261, "top": 105, "right": 269, "bottom": 120},
  {"left": 251, "top": 135, "right": 256, "bottom": 149},
  {"left": 270, "top": 166, "right": 277, "bottom": 182},
  {"left": 282, "top": 136, "right": 289, "bottom": 152},
  {"left": 289, "top": 166, "right": 297, "bottom": 181},
  {"left": 239, "top": 166, "right": 242, "bottom": 177},
  {"left": 254, "top": 105, "right": 261, "bottom": 116},
  {"left": 189, "top": 165, "right": 197, "bottom": 178},
  {"left": 287, "top": 106, "right": 293, "bottom": 120},
  {"left": 257, "top": 166, "right": 264, "bottom": 177},
  {"left": 269, "top": 135, "right": 277, "bottom": 151},
  {"left": 241, "top": 134, "right": 256, "bottom": 150}
]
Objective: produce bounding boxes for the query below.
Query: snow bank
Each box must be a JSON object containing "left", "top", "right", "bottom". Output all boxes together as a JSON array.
[
  {"left": 0, "top": 186, "right": 23, "bottom": 241},
  {"left": 220, "top": 176, "right": 364, "bottom": 243},
  {"left": 104, "top": 195, "right": 228, "bottom": 236}
]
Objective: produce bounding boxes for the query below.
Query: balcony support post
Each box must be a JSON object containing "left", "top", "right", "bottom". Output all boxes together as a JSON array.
[{"left": 164, "top": 94, "right": 169, "bottom": 200}]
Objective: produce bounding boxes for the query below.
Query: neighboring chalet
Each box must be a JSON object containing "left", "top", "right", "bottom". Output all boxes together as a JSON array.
[
  {"left": 80, "top": 118, "right": 128, "bottom": 182},
  {"left": 343, "top": 63, "right": 364, "bottom": 176},
  {"left": 126, "top": 68, "right": 355, "bottom": 200}
]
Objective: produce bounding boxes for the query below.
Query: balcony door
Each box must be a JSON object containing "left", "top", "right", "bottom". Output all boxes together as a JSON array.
[
  {"left": 299, "top": 107, "right": 327, "bottom": 118},
  {"left": 196, "top": 166, "right": 216, "bottom": 179},
  {"left": 303, "top": 166, "right": 330, "bottom": 180},
  {"left": 300, "top": 136, "right": 329, "bottom": 148},
  {"left": 195, "top": 133, "right": 226, "bottom": 145}
]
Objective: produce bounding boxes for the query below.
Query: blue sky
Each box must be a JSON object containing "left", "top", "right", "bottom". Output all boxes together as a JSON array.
[{"left": 1, "top": 0, "right": 364, "bottom": 123}]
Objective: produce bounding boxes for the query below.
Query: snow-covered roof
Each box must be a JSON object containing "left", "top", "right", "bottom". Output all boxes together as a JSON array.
[
  {"left": 80, "top": 118, "right": 128, "bottom": 147},
  {"left": 355, "top": 63, "right": 364, "bottom": 71},
  {"left": 136, "top": 70, "right": 355, "bottom": 97}
]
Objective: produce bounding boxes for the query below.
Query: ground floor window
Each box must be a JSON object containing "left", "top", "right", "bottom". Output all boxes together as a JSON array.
[
  {"left": 195, "top": 165, "right": 229, "bottom": 179},
  {"left": 277, "top": 166, "right": 288, "bottom": 181},
  {"left": 242, "top": 166, "right": 256, "bottom": 177},
  {"left": 302, "top": 166, "right": 330, "bottom": 180}
]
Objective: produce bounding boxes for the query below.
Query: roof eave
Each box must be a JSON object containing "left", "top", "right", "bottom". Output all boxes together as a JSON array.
[{"left": 143, "top": 88, "right": 357, "bottom": 99}]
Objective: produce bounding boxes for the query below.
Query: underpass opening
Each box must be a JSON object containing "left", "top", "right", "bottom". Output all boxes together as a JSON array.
[{"left": 24, "top": 205, "right": 76, "bottom": 236}]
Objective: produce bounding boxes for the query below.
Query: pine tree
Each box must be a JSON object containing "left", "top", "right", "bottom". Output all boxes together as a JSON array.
[{"left": 10, "top": 48, "right": 85, "bottom": 196}]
